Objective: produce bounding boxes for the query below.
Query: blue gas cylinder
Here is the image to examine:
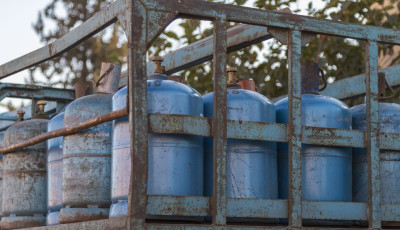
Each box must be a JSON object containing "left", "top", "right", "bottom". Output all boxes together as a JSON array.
[
  {"left": 203, "top": 67, "right": 277, "bottom": 199},
  {"left": 59, "top": 63, "right": 121, "bottom": 224},
  {"left": 351, "top": 73, "right": 400, "bottom": 207},
  {"left": 2, "top": 107, "right": 48, "bottom": 229},
  {"left": 46, "top": 112, "right": 64, "bottom": 226},
  {"left": 275, "top": 62, "right": 352, "bottom": 202},
  {"left": 109, "top": 57, "right": 204, "bottom": 218}
]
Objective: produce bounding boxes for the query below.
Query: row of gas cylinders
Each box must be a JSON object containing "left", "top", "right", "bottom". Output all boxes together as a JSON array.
[{"left": 0, "top": 59, "right": 399, "bottom": 229}]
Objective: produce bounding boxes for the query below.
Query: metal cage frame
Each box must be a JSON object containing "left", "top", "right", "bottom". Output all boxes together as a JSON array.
[{"left": 1, "top": 0, "right": 400, "bottom": 229}]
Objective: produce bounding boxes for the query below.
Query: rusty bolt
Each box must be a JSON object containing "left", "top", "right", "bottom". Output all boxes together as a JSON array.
[
  {"left": 151, "top": 56, "right": 164, "bottom": 74},
  {"left": 37, "top": 100, "right": 47, "bottom": 113},
  {"left": 17, "top": 110, "right": 25, "bottom": 122}
]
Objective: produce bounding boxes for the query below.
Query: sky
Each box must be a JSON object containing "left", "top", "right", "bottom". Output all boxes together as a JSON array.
[
  {"left": 0, "top": 0, "right": 52, "bottom": 112},
  {"left": 0, "top": 0, "right": 324, "bottom": 113}
]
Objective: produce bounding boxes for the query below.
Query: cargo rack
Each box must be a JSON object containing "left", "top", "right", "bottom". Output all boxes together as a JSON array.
[{"left": 1, "top": 0, "right": 400, "bottom": 229}]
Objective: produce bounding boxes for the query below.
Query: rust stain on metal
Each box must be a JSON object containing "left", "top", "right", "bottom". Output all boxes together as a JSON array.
[
  {"left": 48, "top": 44, "right": 53, "bottom": 57},
  {"left": 0, "top": 108, "right": 128, "bottom": 154}
]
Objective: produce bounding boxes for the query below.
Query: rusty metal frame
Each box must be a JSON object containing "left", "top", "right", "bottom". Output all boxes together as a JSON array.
[{"left": 1, "top": 0, "right": 400, "bottom": 229}]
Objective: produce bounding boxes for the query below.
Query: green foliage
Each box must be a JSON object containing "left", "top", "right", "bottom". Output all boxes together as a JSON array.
[
  {"left": 31, "top": 0, "right": 400, "bottom": 106},
  {"left": 30, "top": 0, "right": 127, "bottom": 87}
]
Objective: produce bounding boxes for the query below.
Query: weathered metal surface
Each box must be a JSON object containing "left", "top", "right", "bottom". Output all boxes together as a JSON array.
[
  {"left": 326, "top": 63, "right": 400, "bottom": 100},
  {"left": 352, "top": 103, "right": 400, "bottom": 210},
  {"left": 379, "top": 133, "right": 400, "bottom": 150},
  {"left": 110, "top": 62, "right": 204, "bottom": 219},
  {"left": 276, "top": 64, "right": 353, "bottom": 228},
  {"left": 60, "top": 65, "right": 120, "bottom": 224},
  {"left": 381, "top": 204, "right": 400, "bottom": 222},
  {"left": 119, "top": 23, "right": 276, "bottom": 87},
  {"left": 302, "top": 126, "right": 364, "bottom": 148},
  {"left": 203, "top": 74, "right": 277, "bottom": 199},
  {"left": 227, "top": 198, "right": 286, "bottom": 219},
  {"left": 30, "top": 218, "right": 126, "bottom": 230},
  {"left": 146, "top": 196, "right": 210, "bottom": 217},
  {"left": 110, "top": 87, "right": 131, "bottom": 219},
  {"left": 146, "top": 67, "right": 204, "bottom": 203},
  {"left": 302, "top": 201, "right": 367, "bottom": 221},
  {"left": 229, "top": 199, "right": 367, "bottom": 221},
  {"left": 146, "top": 225, "right": 288, "bottom": 230},
  {"left": 148, "top": 114, "right": 210, "bottom": 136},
  {"left": 8, "top": 112, "right": 400, "bottom": 166},
  {"left": 212, "top": 17, "right": 227, "bottom": 226},
  {"left": 273, "top": 63, "right": 400, "bottom": 102},
  {"left": 127, "top": 1, "right": 147, "bottom": 229},
  {"left": 228, "top": 120, "right": 287, "bottom": 143},
  {"left": 46, "top": 112, "right": 64, "bottom": 226},
  {"left": 0, "top": 83, "right": 74, "bottom": 102},
  {"left": 60, "top": 94, "right": 114, "bottom": 223},
  {"left": 145, "top": 196, "right": 369, "bottom": 221},
  {"left": 3, "top": 119, "right": 48, "bottom": 229},
  {"left": 59, "top": 207, "right": 109, "bottom": 224},
  {"left": 0, "top": 109, "right": 127, "bottom": 155},
  {"left": 151, "top": 0, "right": 400, "bottom": 43},
  {"left": 287, "top": 29, "right": 302, "bottom": 227},
  {"left": 365, "top": 41, "right": 381, "bottom": 228},
  {"left": 2, "top": 216, "right": 47, "bottom": 230}
]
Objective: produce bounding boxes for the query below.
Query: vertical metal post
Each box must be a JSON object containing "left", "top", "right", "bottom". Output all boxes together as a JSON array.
[
  {"left": 287, "top": 29, "right": 302, "bottom": 228},
  {"left": 365, "top": 40, "right": 381, "bottom": 229},
  {"left": 127, "top": 1, "right": 148, "bottom": 229},
  {"left": 212, "top": 17, "right": 227, "bottom": 226}
]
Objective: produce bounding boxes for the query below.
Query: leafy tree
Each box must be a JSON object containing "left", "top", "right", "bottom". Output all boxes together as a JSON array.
[
  {"left": 29, "top": 0, "right": 127, "bottom": 87},
  {"left": 30, "top": 0, "right": 400, "bottom": 106},
  {"left": 149, "top": 0, "right": 400, "bottom": 105}
]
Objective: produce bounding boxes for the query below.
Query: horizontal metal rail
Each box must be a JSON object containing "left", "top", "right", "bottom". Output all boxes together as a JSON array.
[
  {"left": 0, "top": 108, "right": 127, "bottom": 154},
  {"left": 0, "top": 83, "right": 75, "bottom": 102},
  {"left": 4, "top": 112, "right": 400, "bottom": 154},
  {"left": 28, "top": 196, "right": 400, "bottom": 229},
  {"left": 166, "top": 0, "right": 400, "bottom": 43}
]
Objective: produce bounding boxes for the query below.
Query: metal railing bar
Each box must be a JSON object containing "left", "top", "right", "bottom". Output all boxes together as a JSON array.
[
  {"left": 211, "top": 17, "right": 228, "bottom": 225},
  {"left": 0, "top": 83, "right": 75, "bottom": 102},
  {"left": 119, "top": 23, "right": 274, "bottom": 87},
  {"left": 29, "top": 218, "right": 127, "bottom": 230},
  {"left": 287, "top": 28, "right": 302, "bottom": 227},
  {"left": 5, "top": 110, "right": 400, "bottom": 156},
  {"left": 365, "top": 40, "right": 382, "bottom": 228},
  {"left": 127, "top": 1, "right": 148, "bottom": 229},
  {"left": 0, "top": 108, "right": 127, "bottom": 155}
]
